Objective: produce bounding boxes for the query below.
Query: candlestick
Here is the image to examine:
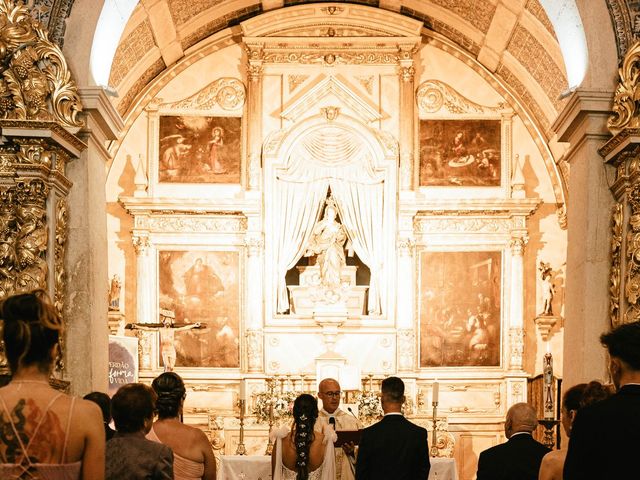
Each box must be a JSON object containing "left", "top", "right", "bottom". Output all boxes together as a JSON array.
[
  {"left": 236, "top": 399, "right": 247, "bottom": 455},
  {"left": 432, "top": 380, "right": 439, "bottom": 405},
  {"left": 265, "top": 377, "right": 276, "bottom": 455},
  {"left": 430, "top": 401, "right": 439, "bottom": 457},
  {"left": 543, "top": 352, "right": 554, "bottom": 419}
]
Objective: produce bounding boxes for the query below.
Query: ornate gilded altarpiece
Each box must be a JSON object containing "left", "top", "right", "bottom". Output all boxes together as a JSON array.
[{"left": 0, "top": 0, "right": 84, "bottom": 377}]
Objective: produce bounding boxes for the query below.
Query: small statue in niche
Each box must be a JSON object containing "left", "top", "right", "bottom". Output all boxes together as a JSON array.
[
  {"left": 109, "top": 274, "right": 121, "bottom": 311},
  {"left": 304, "top": 197, "right": 349, "bottom": 289},
  {"left": 538, "top": 261, "right": 555, "bottom": 316}
]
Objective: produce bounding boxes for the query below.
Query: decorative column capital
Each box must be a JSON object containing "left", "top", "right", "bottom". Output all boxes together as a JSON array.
[
  {"left": 132, "top": 234, "right": 150, "bottom": 254},
  {"left": 509, "top": 236, "right": 528, "bottom": 255},
  {"left": 245, "top": 234, "right": 264, "bottom": 257},
  {"left": 397, "top": 236, "right": 415, "bottom": 257},
  {"left": 246, "top": 44, "right": 265, "bottom": 83},
  {"left": 399, "top": 65, "right": 415, "bottom": 83}
]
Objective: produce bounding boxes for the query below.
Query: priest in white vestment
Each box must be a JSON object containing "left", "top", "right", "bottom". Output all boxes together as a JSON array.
[{"left": 317, "top": 378, "right": 359, "bottom": 480}]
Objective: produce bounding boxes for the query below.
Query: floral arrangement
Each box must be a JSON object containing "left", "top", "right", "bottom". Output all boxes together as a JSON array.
[
  {"left": 355, "top": 391, "right": 383, "bottom": 424},
  {"left": 252, "top": 390, "right": 297, "bottom": 424}
]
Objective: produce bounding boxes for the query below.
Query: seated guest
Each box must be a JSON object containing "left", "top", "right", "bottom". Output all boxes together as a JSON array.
[
  {"left": 0, "top": 290, "right": 105, "bottom": 480},
  {"left": 106, "top": 383, "right": 173, "bottom": 480},
  {"left": 84, "top": 391, "right": 116, "bottom": 441},
  {"left": 356, "top": 377, "right": 430, "bottom": 480},
  {"left": 539, "top": 381, "right": 611, "bottom": 480},
  {"left": 564, "top": 320, "right": 640, "bottom": 480},
  {"left": 147, "top": 372, "right": 216, "bottom": 480},
  {"left": 476, "top": 403, "right": 549, "bottom": 480}
]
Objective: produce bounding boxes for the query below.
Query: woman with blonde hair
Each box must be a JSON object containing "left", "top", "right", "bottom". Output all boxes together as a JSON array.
[
  {"left": 0, "top": 290, "right": 105, "bottom": 479},
  {"left": 147, "top": 372, "right": 216, "bottom": 480}
]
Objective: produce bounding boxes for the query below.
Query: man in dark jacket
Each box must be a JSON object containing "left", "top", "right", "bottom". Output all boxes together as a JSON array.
[
  {"left": 564, "top": 320, "right": 640, "bottom": 480},
  {"left": 355, "top": 376, "right": 430, "bottom": 480},
  {"left": 476, "top": 402, "right": 549, "bottom": 480}
]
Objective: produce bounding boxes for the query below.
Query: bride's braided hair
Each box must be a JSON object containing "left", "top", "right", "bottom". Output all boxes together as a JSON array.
[{"left": 292, "top": 394, "right": 318, "bottom": 480}]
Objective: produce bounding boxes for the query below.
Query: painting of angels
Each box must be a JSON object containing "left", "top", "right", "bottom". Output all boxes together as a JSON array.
[
  {"left": 158, "top": 250, "right": 240, "bottom": 368},
  {"left": 158, "top": 115, "right": 241, "bottom": 183},
  {"left": 419, "top": 119, "right": 501, "bottom": 187},
  {"left": 419, "top": 251, "right": 502, "bottom": 367}
]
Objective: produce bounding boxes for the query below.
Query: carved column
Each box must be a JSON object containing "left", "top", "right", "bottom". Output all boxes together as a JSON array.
[
  {"left": 553, "top": 88, "right": 615, "bottom": 386},
  {"left": 396, "top": 234, "right": 415, "bottom": 372},
  {"left": 133, "top": 233, "right": 154, "bottom": 325},
  {"left": 245, "top": 42, "right": 264, "bottom": 190},
  {"left": 245, "top": 230, "right": 264, "bottom": 372},
  {"left": 398, "top": 44, "right": 416, "bottom": 191},
  {"left": 508, "top": 237, "right": 526, "bottom": 371},
  {"left": 64, "top": 88, "right": 123, "bottom": 394}
]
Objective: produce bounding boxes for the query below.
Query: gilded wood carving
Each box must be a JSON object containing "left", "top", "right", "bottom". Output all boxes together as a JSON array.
[{"left": 0, "top": 0, "right": 83, "bottom": 127}]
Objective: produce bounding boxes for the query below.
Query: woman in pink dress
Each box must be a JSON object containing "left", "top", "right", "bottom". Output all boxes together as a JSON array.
[
  {"left": 147, "top": 372, "right": 216, "bottom": 480},
  {"left": 0, "top": 290, "right": 105, "bottom": 480}
]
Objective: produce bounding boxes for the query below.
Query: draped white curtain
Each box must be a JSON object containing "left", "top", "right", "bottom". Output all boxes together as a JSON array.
[
  {"left": 274, "top": 126, "right": 385, "bottom": 314},
  {"left": 330, "top": 178, "right": 384, "bottom": 314},
  {"left": 274, "top": 179, "right": 328, "bottom": 313}
]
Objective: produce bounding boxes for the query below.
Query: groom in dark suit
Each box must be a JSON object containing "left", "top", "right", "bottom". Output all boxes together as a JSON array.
[
  {"left": 476, "top": 403, "right": 549, "bottom": 480},
  {"left": 355, "top": 376, "right": 430, "bottom": 480},
  {"left": 564, "top": 320, "right": 640, "bottom": 480}
]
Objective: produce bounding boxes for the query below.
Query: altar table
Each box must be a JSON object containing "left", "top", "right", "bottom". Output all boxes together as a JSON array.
[{"left": 218, "top": 455, "right": 458, "bottom": 480}]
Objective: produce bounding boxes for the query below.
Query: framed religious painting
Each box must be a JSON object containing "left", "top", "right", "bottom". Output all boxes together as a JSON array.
[
  {"left": 157, "top": 249, "right": 241, "bottom": 368},
  {"left": 158, "top": 115, "right": 242, "bottom": 184},
  {"left": 418, "top": 250, "right": 503, "bottom": 368},
  {"left": 418, "top": 119, "right": 502, "bottom": 187}
]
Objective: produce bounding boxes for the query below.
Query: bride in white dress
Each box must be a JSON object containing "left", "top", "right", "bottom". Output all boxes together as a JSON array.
[{"left": 271, "top": 394, "right": 337, "bottom": 480}]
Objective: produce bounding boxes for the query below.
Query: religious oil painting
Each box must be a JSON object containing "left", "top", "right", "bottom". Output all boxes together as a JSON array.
[
  {"left": 419, "top": 251, "right": 502, "bottom": 367},
  {"left": 158, "top": 250, "right": 240, "bottom": 368},
  {"left": 158, "top": 115, "right": 241, "bottom": 183},
  {"left": 419, "top": 119, "right": 501, "bottom": 187}
]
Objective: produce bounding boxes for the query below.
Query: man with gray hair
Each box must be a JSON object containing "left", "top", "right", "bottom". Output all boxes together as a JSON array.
[{"left": 476, "top": 402, "right": 549, "bottom": 480}]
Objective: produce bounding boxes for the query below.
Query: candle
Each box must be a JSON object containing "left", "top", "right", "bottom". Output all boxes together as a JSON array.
[
  {"left": 543, "top": 353, "right": 554, "bottom": 419},
  {"left": 432, "top": 380, "right": 439, "bottom": 405},
  {"left": 239, "top": 379, "right": 247, "bottom": 401}
]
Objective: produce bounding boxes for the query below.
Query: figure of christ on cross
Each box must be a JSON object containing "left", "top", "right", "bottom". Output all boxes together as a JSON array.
[{"left": 127, "top": 311, "right": 204, "bottom": 372}]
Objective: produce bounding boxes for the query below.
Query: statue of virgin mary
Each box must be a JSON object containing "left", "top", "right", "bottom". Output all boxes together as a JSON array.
[{"left": 304, "top": 198, "right": 348, "bottom": 289}]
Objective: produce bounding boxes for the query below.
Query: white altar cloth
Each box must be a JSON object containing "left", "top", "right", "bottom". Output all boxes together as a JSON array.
[{"left": 218, "top": 455, "right": 457, "bottom": 480}]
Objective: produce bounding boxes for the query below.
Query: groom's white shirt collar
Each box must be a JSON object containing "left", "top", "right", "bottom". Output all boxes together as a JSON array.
[{"left": 383, "top": 412, "right": 403, "bottom": 416}]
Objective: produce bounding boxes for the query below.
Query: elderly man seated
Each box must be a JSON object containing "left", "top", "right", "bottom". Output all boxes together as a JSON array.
[
  {"left": 317, "top": 378, "right": 359, "bottom": 480},
  {"left": 476, "top": 402, "right": 550, "bottom": 480}
]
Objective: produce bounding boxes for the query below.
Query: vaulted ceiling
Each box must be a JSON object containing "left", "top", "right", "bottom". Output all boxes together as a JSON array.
[{"left": 24, "top": 0, "right": 638, "bottom": 130}]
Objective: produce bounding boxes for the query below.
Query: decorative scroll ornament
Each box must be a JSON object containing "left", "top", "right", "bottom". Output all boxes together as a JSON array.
[
  {"left": 54, "top": 197, "right": 68, "bottom": 316},
  {"left": 0, "top": 180, "right": 49, "bottom": 298},
  {"left": 163, "top": 78, "right": 246, "bottom": 111},
  {"left": 610, "top": 203, "right": 623, "bottom": 327},
  {"left": 0, "top": 0, "right": 83, "bottom": 127},
  {"left": 609, "top": 41, "right": 640, "bottom": 130},
  {"left": 625, "top": 185, "right": 640, "bottom": 321},
  {"left": 416, "top": 80, "right": 503, "bottom": 115}
]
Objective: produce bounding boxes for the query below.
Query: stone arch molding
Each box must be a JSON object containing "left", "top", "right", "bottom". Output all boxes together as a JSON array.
[{"left": 263, "top": 111, "right": 398, "bottom": 168}]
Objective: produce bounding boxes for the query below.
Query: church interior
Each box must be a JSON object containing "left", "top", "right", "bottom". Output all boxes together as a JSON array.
[{"left": 0, "top": 0, "right": 636, "bottom": 478}]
